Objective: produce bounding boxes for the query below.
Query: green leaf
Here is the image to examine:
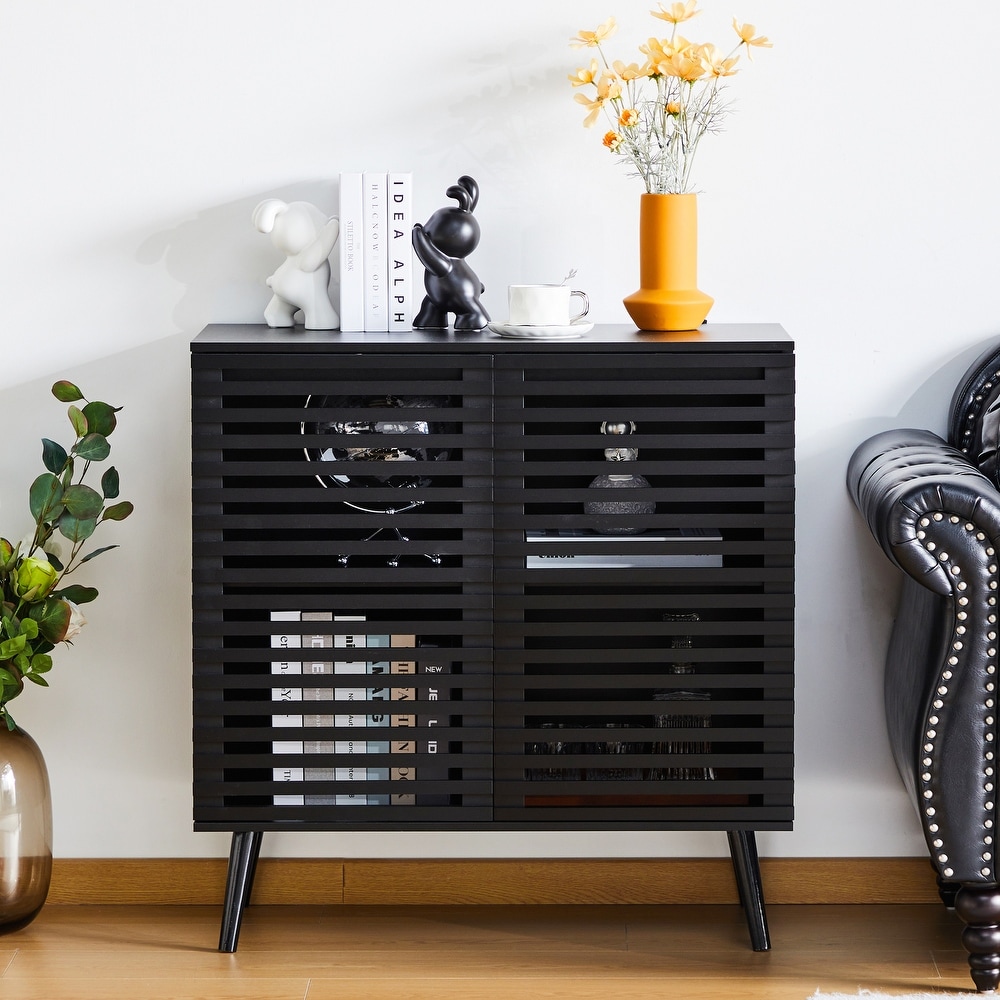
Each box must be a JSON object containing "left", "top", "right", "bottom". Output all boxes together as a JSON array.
[
  {"left": 29, "top": 473, "right": 64, "bottom": 521},
  {"left": 52, "top": 380, "right": 84, "bottom": 402},
  {"left": 62, "top": 484, "right": 104, "bottom": 519},
  {"left": 75, "top": 433, "right": 111, "bottom": 462},
  {"left": 0, "top": 635, "right": 26, "bottom": 658},
  {"left": 41, "top": 437, "right": 69, "bottom": 474},
  {"left": 29, "top": 599, "right": 71, "bottom": 643},
  {"left": 82, "top": 401, "right": 118, "bottom": 437},
  {"left": 79, "top": 545, "right": 118, "bottom": 565},
  {"left": 0, "top": 668, "right": 19, "bottom": 686},
  {"left": 57, "top": 511, "right": 97, "bottom": 543},
  {"left": 3, "top": 713, "right": 16, "bottom": 732},
  {"left": 61, "top": 457, "right": 75, "bottom": 489},
  {"left": 101, "top": 501, "right": 134, "bottom": 522},
  {"left": 30, "top": 653, "right": 53, "bottom": 674},
  {"left": 68, "top": 404, "right": 88, "bottom": 437},
  {"left": 52, "top": 584, "right": 99, "bottom": 604},
  {"left": 101, "top": 466, "right": 120, "bottom": 499},
  {"left": 18, "top": 619, "right": 38, "bottom": 640},
  {"left": 25, "top": 673, "right": 49, "bottom": 687}
]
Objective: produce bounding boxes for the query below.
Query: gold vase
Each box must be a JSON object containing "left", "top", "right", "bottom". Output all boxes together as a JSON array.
[
  {"left": 623, "top": 192, "right": 713, "bottom": 332},
  {"left": 0, "top": 723, "right": 52, "bottom": 934}
]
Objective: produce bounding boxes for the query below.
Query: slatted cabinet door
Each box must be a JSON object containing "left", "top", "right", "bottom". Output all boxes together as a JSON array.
[
  {"left": 492, "top": 348, "right": 794, "bottom": 830},
  {"left": 192, "top": 351, "right": 494, "bottom": 830}
]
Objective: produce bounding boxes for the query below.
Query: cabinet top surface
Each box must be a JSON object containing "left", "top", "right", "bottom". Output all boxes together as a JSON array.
[{"left": 192, "top": 323, "right": 791, "bottom": 354}]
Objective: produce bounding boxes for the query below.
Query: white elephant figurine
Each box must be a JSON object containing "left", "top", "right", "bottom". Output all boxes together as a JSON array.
[{"left": 252, "top": 199, "right": 340, "bottom": 330}]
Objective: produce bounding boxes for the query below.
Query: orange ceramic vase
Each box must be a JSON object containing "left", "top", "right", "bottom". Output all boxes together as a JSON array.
[{"left": 623, "top": 193, "right": 713, "bottom": 332}]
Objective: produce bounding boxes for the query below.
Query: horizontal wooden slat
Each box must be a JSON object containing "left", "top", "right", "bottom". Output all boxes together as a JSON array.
[{"left": 44, "top": 856, "right": 935, "bottom": 906}]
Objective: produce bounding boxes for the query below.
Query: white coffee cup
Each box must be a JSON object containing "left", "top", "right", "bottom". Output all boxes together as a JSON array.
[{"left": 508, "top": 284, "right": 590, "bottom": 327}]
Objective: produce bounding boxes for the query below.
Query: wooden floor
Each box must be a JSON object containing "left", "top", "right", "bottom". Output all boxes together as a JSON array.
[{"left": 0, "top": 902, "right": 986, "bottom": 999}]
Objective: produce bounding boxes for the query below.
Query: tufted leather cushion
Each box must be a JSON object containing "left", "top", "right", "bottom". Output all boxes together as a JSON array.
[
  {"left": 949, "top": 341, "right": 1000, "bottom": 486},
  {"left": 847, "top": 428, "right": 1000, "bottom": 593}
]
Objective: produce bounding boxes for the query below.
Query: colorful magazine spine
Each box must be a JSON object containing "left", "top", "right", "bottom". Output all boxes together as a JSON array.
[
  {"left": 271, "top": 610, "right": 303, "bottom": 806},
  {"left": 338, "top": 172, "right": 365, "bottom": 332},
  {"left": 367, "top": 633, "right": 391, "bottom": 805},
  {"left": 387, "top": 172, "right": 413, "bottom": 332},
  {"left": 362, "top": 172, "right": 388, "bottom": 332},
  {"left": 301, "top": 611, "right": 336, "bottom": 806},
  {"left": 334, "top": 615, "right": 369, "bottom": 804},
  {"left": 390, "top": 634, "right": 417, "bottom": 805}
]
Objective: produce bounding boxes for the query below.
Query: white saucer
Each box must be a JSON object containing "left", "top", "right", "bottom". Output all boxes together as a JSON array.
[{"left": 488, "top": 320, "right": 594, "bottom": 340}]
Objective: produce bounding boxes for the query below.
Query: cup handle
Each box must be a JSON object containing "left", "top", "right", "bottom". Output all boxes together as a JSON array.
[{"left": 569, "top": 290, "right": 590, "bottom": 323}]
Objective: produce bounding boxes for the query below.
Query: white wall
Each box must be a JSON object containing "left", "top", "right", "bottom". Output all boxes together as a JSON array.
[{"left": 2, "top": 0, "right": 999, "bottom": 861}]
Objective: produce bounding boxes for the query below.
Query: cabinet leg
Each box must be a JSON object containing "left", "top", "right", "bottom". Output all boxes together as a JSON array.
[
  {"left": 727, "top": 830, "right": 770, "bottom": 951},
  {"left": 218, "top": 831, "right": 263, "bottom": 953}
]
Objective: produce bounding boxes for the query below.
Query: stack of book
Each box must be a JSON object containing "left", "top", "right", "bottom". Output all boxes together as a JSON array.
[
  {"left": 338, "top": 172, "right": 414, "bottom": 332},
  {"left": 269, "top": 611, "right": 447, "bottom": 806}
]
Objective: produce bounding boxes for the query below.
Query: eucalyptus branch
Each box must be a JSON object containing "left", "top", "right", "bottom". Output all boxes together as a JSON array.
[{"left": 0, "top": 379, "right": 134, "bottom": 723}]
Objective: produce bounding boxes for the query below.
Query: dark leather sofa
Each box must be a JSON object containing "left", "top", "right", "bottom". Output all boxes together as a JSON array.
[{"left": 847, "top": 340, "right": 1000, "bottom": 992}]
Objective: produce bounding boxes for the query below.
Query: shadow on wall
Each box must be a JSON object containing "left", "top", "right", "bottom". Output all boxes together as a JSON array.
[
  {"left": 135, "top": 180, "right": 340, "bottom": 332},
  {"left": 1, "top": 334, "right": 194, "bottom": 785}
]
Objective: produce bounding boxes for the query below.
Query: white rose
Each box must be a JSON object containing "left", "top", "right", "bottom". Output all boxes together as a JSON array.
[{"left": 63, "top": 600, "right": 88, "bottom": 642}]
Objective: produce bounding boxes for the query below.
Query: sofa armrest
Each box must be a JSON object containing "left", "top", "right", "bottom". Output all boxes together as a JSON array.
[
  {"left": 849, "top": 427, "right": 1000, "bottom": 886},
  {"left": 847, "top": 428, "right": 1000, "bottom": 594}
]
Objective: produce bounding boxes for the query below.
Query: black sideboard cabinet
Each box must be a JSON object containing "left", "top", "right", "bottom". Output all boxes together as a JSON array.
[{"left": 191, "top": 323, "right": 794, "bottom": 951}]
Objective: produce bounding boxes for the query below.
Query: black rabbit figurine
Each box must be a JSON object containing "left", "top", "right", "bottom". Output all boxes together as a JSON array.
[{"left": 412, "top": 175, "right": 490, "bottom": 331}]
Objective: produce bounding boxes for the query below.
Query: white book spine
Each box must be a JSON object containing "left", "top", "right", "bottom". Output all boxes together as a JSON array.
[
  {"left": 362, "top": 172, "right": 388, "bottom": 332},
  {"left": 338, "top": 172, "right": 365, "bottom": 332},
  {"left": 387, "top": 172, "right": 413, "bottom": 332},
  {"left": 271, "top": 611, "right": 303, "bottom": 805},
  {"left": 526, "top": 553, "right": 723, "bottom": 568}
]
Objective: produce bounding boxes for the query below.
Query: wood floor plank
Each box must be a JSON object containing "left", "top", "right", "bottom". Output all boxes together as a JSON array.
[
  {"left": 303, "top": 978, "right": 835, "bottom": 1000},
  {"left": 0, "top": 903, "right": 982, "bottom": 999},
  {"left": 0, "top": 980, "right": 309, "bottom": 1000}
]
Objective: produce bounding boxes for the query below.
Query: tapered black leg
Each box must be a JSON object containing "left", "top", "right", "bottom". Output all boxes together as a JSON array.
[
  {"left": 219, "top": 831, "right": 263, "bottom": 953},
  {"left": 955, "top": 884, "right": 1000, "bottom": 992},
  {"left": 727, "top": 830, "right": 770, "bottom": 951}
]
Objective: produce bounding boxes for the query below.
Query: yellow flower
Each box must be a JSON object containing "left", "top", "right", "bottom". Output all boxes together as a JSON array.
[
  {"left": 700, "top": 44, "right": 740, "bottom": 77},
  {"left": 618, "top": 108, "right": 639, "bottom": 127},
  {"left": 574, "top": 72, "right": 621, "bottom": 127},
  {"left": 662, "top": 45, "right": 706, "bottom": 82},
  {"left": 568, "top": 59, "right": 600, "bottom": 87},
  {"left": 575, "top": 92, "right": 604, "bottom": 128},
  {"left": 639, "top": 36, "right": 678, "bottom": 75},
  {"left": 603, "top": 130, "right": 623, "bottom": 150},
  {"left": 650, "top": 1, "right": 699, "bottom": 24},
  {"left": 666, "top": 101, "right": 681, "bottom": 115},
  {"left": 613, "top": 59, "right": 651, "bottom": 82},
  {"left": 570, "top": 17, "right": 618, "bottom": 49},
  {"left": 732, "top": 19, "right": 772, "bottom": 56}
]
